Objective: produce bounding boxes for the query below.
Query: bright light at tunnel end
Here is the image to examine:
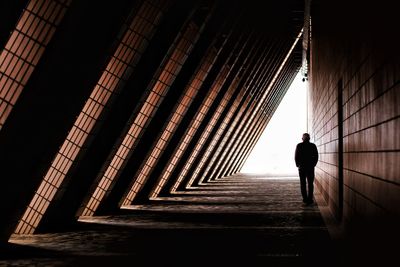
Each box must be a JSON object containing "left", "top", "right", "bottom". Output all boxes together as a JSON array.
[{"left": 241, "top": 72, "right": 307, "bottom": 176}]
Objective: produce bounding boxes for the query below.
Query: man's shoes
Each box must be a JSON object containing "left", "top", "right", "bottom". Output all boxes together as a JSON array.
[
  {"left": 306, "top": 198, "right": 314, "bottom": 205},
  {"left": 301, "top": 198, "right": 314, "bottom": 206}
]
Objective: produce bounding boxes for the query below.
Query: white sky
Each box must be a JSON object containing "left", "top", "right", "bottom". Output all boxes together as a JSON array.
[{"left": 241, "top": 72, "right": 307, "bottom": 175}]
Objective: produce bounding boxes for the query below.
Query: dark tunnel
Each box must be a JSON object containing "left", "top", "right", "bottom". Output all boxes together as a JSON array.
[{"left": 0, "top": 0, "right": 399, "bottom": 266}]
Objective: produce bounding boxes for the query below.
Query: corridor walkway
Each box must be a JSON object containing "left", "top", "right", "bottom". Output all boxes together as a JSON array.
[{"left": 2, "top": 174, "right": 339, "bottom": 266}]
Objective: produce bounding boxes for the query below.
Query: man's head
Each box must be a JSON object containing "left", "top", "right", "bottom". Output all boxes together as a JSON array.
[{"left": 302, "top": 133, "right": 310, "bottom": 142}]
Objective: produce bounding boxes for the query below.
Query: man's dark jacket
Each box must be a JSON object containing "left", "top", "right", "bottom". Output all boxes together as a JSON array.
[{"left": 295, "top": 141, "right": 318, "bottom": 168}]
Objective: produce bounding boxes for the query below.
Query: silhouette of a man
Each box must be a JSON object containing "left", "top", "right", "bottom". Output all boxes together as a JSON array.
[{"left": 295, "top": 133, "right": 318, "bottom": 205}]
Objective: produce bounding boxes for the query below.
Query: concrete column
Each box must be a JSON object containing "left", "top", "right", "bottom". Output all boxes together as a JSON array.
[
  {"left": 181, "top": 38, "right": 263, "bottom": 189},
  {"left": 76, "top": 1, "right": 205, "bottom": 216},
  {"left": 31, "top": 1, "right": 199, "bottom": 232},
  {"left": 207, "top": 38, "right": 294, "bottom": 181},
  {"left": 123, "top": 2, "right": 236, "bottom": 204},
  {"left": 190, "top": 42, "right": 270, "bottom": 186},
  {"left": 154, "top": 31, "right": 245, "bottom": 196},
  {"left": 0, "top": 0, "right": 136, "bottom": 240},
  {"left": 232, "top": 60, "right": 299, "bottom": 174},
  {"left": 169, "top": 33, "right": 254, "bottom": 192}
]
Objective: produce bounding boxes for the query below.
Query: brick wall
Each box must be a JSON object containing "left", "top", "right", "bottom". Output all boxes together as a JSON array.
[{"left": 310, "top": 1, "right": 400, "bottom": 237}]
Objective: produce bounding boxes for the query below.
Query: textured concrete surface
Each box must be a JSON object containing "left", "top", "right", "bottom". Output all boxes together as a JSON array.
[{"left": 2, "top": 174, "right": 339, "bottom": 266}]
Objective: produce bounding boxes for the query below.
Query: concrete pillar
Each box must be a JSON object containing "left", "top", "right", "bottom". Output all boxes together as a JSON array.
[
  {"left": 121, "top": 2, "right": 238, "bottom": 204},
  {"left": 169, "top": 33, "right": 253, "bottom": 193},
  {"left": 232, "top": 60, "right": 299, "bottom": 174},
  {"left": 207, "top": 38, "right": 296, "bottom": 181},
  {"left": 0, "top": 0, "right": 136, "bottom": 240},
  {"left": 70, "top": 1, "right": 207, "bottom": 216},
  {"left": 189, "top": 44, "right": 269, "bottom": 186},
  {"left": 181, "top": 38, "right": 264, "bottom": 189},
  {"left": 152, "top": 31, "right": 245, "bottom": 196},
  {"left": 30, "top": 0, "right": 199, "bottom": 231}
]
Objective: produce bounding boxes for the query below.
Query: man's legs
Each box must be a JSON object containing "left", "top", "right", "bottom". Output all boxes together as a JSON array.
[
  {"left": 306, "top": 168, "right": 315, "bottom": 203},
  {"left": 298, "top": 168, "right": 307, "bottom": 203}
]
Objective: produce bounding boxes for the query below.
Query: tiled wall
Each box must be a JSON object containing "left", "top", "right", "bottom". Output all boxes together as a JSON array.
[{"left": 310, "top": 1, "right": 400, "bottom": 231}]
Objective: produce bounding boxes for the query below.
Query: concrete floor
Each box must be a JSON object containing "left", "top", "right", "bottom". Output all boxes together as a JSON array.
[{"left": 1, "top": 174, "right": 341, "bottom": 266}]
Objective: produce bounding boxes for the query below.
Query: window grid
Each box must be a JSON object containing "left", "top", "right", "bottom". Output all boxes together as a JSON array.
[
  {"left": 191, "top": 80, "right": 243, "bottom": 186},
  {"left": 169, "top": 66, "right": 231, "bottom": 192},
  {"left": 184, "top": 77, "right": 239, "bottom": 188},
  {"left": 15, "top": 0, "right": 166, "bottom": 233},
  {"left": 0, "top": 0, "right": 71, "bottom": 130},
  {"left": 83, "top": 22, "right": 199, "bottom": 212},
  {"left": 123, "top": 49, "right": 217, "bottom": 201}
]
